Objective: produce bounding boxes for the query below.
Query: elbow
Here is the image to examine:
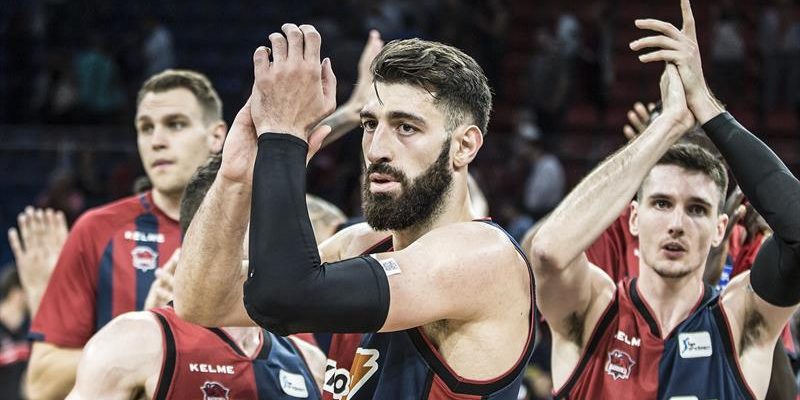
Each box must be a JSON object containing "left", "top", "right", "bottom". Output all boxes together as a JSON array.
[
  {"left": 242, "top": 280, "right": 298, "bottom": 336},
  {"left": 528, "top": 238, "right": 566, "bottom": 275}
]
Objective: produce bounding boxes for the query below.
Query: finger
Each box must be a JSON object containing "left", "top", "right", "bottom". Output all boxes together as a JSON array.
[
  {"left": 19, "top": 208, "right": 34, "bottom": 249},
  {"left": 681, "top": 0, "right": 697, "bottom": 39},
  {"left": 307, "top": 125, "right": 333, "bottom": 159},
  {"left": 635, "top": 19, "right": 682, "bottom": 40},
  {"left": 633, "top": 102, "right": 649, "bottom": 122},
  {"left": 164, "top": 249, "right": 180, "bottom": 274},
  {"left": 269, "top": 32, "right": 288, "bottom": 62},
  {"left": 647, "top": 102, "right": 656, "bottom": 112},
  {"left": 253, "top": 46, "right": 271, "bottom": 78},
  {"left": 623, "top": 125, "right": 638, "bottom": 140},
  {"left": 639, "top": 50, "right": 682, "bottom": 64},
  {"left": 299, "top": 24, "right": 321, "bottom": 62},
  {"left": 8, "top": 228, "right": 24, "bottom": 256},
  {"left": 630, "top": 35, "right": 683, "bottom": 52},
  {"left": 53, "top": 210, "right": 68, "bottom": 244},
  {"left": 628, "top": 110, "right": 647, "bottom": 133},
  {"left": 282, "top": 23, "right": 303, "bottom": 61},
  {"left": 32, "top": 208, "right": 46, "bottom": 240},
  {"left": 359, "top": 30, "right": 384, "bottom": 69},
  {"left": 321, "top": 57, "right": 337, "bottom": 110}
]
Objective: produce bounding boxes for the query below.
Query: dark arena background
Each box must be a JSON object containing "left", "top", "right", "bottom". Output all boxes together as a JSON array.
[{"left": 1, "top": 1, "right": 799, "bottom": 399}]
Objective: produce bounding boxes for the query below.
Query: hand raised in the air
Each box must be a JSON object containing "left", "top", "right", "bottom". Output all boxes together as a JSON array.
[
  {"left": 658, "top": 63, "right": 695, "bottom": 133},
  {"left": 250, "top": 24, "right": 337, "bottom": 147}
]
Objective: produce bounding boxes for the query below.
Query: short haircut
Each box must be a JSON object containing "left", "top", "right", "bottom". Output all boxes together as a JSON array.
[
  {"left": 371, "top": 39, "right": 492, "bottom": 135},
  {"left": 638, "top": 143, "right": 729, "bottom": 212},
  {"left": 180, "top": 153, "right": 221, "bottom": 234},
  {"left": 137, "top": 69, "right": 223, "bottom": 123}
]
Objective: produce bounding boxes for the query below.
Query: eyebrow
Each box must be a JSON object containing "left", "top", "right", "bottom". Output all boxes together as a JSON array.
[
  {"left": 136, "top": 113, "right": 190, "bottom": 123},
  {"left": 360, "top": 110, "right": 428, "bottom": 126}
]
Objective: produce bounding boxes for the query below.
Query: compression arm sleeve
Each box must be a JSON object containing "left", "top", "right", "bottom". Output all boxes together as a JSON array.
[
  {"left": 243, "top": 133, "right": 390, "bottom": 336},
  {"left": 703, "top": 113, "right": 800, "bottom": 306}
]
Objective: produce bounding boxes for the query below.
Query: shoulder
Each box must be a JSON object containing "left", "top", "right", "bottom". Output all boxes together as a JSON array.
[
  {"left": 70, "top": 194, "right": 144, "bottom": 236},
  {"left": 81, "top": 311, "right": 162, "bottom": 373}
]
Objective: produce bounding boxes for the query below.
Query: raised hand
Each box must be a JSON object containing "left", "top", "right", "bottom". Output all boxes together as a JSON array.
[
  {"left": 346, "top": 30, "right": 384, "bottom": 111},
  {"left": 658, "top": 63, "right": 695, "bottom": 133},
  {"left": 144, "top": 248, "right": 180, "bottom": 310},
  {"left": 219, "top": 99, "right": 258, "bottom": 185},
  {"left": 623, "top": 101, "right": 657, "bottom": 140},
  {"left": 629, "top": 0, "right": 725, "bottom": 123},
  {"left": 250, "top": 24, "right": 337, "bottom": 145},
  {"left": 8, "top": 207, "right": 69, "bottom": 315}
]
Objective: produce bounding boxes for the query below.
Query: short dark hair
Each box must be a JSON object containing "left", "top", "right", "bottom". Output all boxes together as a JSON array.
[
  {"left": 371, "top": 39, "right": 492, "bottom": 135},
  {"left": 180, "top": 154, "right": 221, "bottom": 234},
  {"left": 137, "top": 69, "right": 223, "bottom": 122},
  {"left": 638, "top": 143, "right": 729, "bottom": 212}
]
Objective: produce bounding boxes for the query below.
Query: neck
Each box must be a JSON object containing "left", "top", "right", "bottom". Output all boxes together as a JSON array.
[
  {"left": 221, "top": 326, "right": 263, "bottom": 358},
  {"left": 391, "top": 174, "right": 473, "bottom": 250},
  {"left": 152, "top": 189, "right": 182, "bottom": 221},
  {"left": 636, "top": 264, "right": 705, "bottom": 338}
]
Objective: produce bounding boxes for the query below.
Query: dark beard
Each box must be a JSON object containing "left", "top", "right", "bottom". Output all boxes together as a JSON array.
[{"left": 361, "top": 138, "right": 453, "bottom": 231}]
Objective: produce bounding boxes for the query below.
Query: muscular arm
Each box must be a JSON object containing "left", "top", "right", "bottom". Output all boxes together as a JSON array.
[
  {"left": 66, "top": 312, "right": 161, "bottom": 400},
  {"left": 26, "top": 343, "right": 82, "bottom": 400}
]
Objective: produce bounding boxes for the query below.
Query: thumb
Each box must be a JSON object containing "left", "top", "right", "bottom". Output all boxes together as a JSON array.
[
  {"left": 321, "top": 58, "right": 337, "bottom": 111},
  {"left": 307, "top": 125, "right": 332, "bottom": 161}
]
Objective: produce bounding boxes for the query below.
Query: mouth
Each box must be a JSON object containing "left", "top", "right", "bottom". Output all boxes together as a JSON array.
[
  {"left": 368, "top": 173, "right": 401, "bottom": 193},
  {"left": 660, "top": 241, "right": 687, "bottom": 259},
  {"left": 151, "top": 159, "right": 174, "bottom": 170}
]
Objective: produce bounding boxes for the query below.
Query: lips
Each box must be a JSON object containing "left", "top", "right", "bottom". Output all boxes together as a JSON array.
[
  {"left": 368, "top": 173, "right": 401, "bottom": 193},
  {"left": 661, "top": 241, "right": 687, "bottom": 259},
  {"left": 151, "top": 159, "right": 174, "bottom": 169}
]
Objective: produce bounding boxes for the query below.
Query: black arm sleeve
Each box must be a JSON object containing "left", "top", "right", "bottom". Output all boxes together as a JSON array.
[
  {"left": 243, "top": 133, "right": 390, "bottom": 335},
  {"left": 702, "top": 113, "right": 800, "bottom": 306}
]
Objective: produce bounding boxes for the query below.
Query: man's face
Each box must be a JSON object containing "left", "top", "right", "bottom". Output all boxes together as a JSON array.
[
  {"left": 136, "top": 88, "right": 223, "bottom": 197},
  {"left": 359, "top": 82, "right": 454, "bottom": 231},
  {"left": 631, "top": 165, "right": 727, "bottom": 279}
]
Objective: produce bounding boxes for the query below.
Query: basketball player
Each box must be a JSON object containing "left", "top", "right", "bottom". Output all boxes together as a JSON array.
[
  {"left": 174, "top": 24, "right": 535, "bottom": 399},
  {"left": 529, "top": 1, "right": 800, "bottom": 398},
  {"left": 67, "top": 154, "right": 327, "bottom": 399}
]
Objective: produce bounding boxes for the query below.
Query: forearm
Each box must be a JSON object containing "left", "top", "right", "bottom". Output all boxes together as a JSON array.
[
  {"left": 174, "top": 176, "right": 250, "bottom": 325},
  {"left": 320, "top": 102, "right": 361, "bottom": 147},
  {"left": 530, "top": 116, "right": 685, "bottom": 269},
  {"left": 245, "top": 134, "right": 389, "bottom": 335},
  {"left": 26, "top": 343, "right": 82, "bottom": 400},
  {"left": 703, "top": 113, "right": 800, "bottom": 247}
]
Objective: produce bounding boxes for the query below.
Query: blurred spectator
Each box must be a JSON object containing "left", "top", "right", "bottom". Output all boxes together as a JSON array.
[
  {"left": 710, "top": 0, "right": 745, "bottom": 106},
  {"left": 0, "top": 265, "right": 30, "bottom": 400},
  {"left": 582, "top": 0, "right": 615, "bottom": 126},
  {"left": 518, "top": 118, "right": 565, "bottom": 221},
  {"left": 31, "top": 52, "right": 79, "bottom": 123},
  {"left": 73, "top": 33, "right": 125, "bottom": 123},
  {"left": 758, "top": 0, "right": 800, "bottom": 122},
  {"left": 142, "top": 16, "right": 176, "bottom": 77}
]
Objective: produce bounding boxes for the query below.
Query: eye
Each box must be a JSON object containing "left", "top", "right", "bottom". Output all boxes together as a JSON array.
[
  {"left": 361, "top": 120, "right": 378, "bottom": 133},
  {"left": 138, "top": 124, "right": 153, "bottom": 135},
  {"left": 169, "top": 120, "right": 187, "bottom": 130},
  {"left": 398, "top": 123, "right": 418, "bottom": 136},
  {"left": 653, "top": 199, "right": 670, "bottom": 209},
  {"left": 688, "top": 205, "right": 708, "bottom": 216}
]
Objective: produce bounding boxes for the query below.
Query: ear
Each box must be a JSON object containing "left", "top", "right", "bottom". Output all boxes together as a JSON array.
[
  {"left": 711, "top": 212, "right": 729, "bottom": 247},
  {"left": 208, "top": 121, "right": 227, "bottom": 153},
  {"left": 452, "top": 125, "right": 483, "bottom": 169},
  {"left": 629, "top": 201, "right": 640, "bottom": 237}
]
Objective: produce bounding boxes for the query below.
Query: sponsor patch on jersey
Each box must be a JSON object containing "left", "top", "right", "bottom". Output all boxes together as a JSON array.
[
  {"left": 347, "top": 348, "right": 380, "bottom": 399},
  {"left": 131, "top": 246, "right": 158, "bottom": 272},
  {"left": 200, "top": 381, "right": 230, "bottom": 400},
  {"left": 679, "top": 331, "right": 712, "bottom": 358},
  {"left": 279, "top": 369, "right": 309, "bottom": 398},
  {"left": 668, "top": 397, "right": 699, "bottom": 400},
  {"left": 124, "top": 230, "right": 165, "bottom": 243},
  {"left": 324, "top": 359, "right": 351, "bottom": 399},
  {"left": 371, "top": 255, "right": 401, "bottom": 276},
  {"left": 605, "top": 349, "right": 635, "bottom": 380}
]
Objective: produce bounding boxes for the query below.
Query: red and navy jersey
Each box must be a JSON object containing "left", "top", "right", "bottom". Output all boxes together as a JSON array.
[
  {"left": 151, "top": 306, "right": 321, "bottom": 400},
  {"left": 30, "top": 192, "right": 180, "bottom": 348},
  {"left": 326, "top": 221, "right": 535, "bottom": 400},
  {"left": 555, "top": 278, "right": 756, "bottom": 400}
]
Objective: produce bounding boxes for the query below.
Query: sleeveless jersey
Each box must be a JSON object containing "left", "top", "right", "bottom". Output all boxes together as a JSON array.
[
  {"left": 326, "top": 220, "right": 535, "bottom": 399},
  {"left": 31, "top": 192, "right": 181, "bottom": 348},
  {"left": 555, "top": 278, "right": 756, "bottom": 400},
  {"left": 151, "top": 306, "right": 320, "bottom": 400}
]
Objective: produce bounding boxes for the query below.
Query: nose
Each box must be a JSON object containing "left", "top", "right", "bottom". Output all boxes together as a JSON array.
[
  {"left": 667, "top": 209, "right": 685, "bottom": 237},
  {"left": 365, "top": 123, "right": 393, "bottom": 165},
  {"left": 150, "top": 125, "right": 169, "bottom": 150}
]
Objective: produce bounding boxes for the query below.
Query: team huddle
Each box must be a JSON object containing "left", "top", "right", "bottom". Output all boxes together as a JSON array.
[{"left": 8, "top": 0, "right": 800, "bottom": 399}]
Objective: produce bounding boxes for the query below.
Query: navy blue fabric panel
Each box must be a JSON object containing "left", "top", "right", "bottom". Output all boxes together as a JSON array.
[
  {"left": 95, "top": 241, "right": 114, "bottom": 332},
  {"left": 253, "top": 332, "right": 321, "bottom": 399},
  {"left": 657, "top": 295, "right": 755, "bottom": 400},
  {"left": 349, "top": 332, "right": 430, "bottom": 400},
  {"left": 134, "top": 212, "right": 159, "bottom": 311}
]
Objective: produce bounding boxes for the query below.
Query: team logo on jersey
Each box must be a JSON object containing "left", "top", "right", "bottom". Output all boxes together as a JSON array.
[
  {"left": 605, "top": 349, "right": 635, "bottom": 380},
  {"left": 324, "top": 348, "right": 380, "bottom": 399},
  {"left": 200, "top": 381, "right": 230, "bottom": 400},
  {"left": 279, "top": 369, "right": 309, "bottom": 398},
  {"left": 131, "top": 246, "right": 158, "bottom": 272},
  {"left": 679, "top": 331, "right": 712, "bottom": 358}
]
